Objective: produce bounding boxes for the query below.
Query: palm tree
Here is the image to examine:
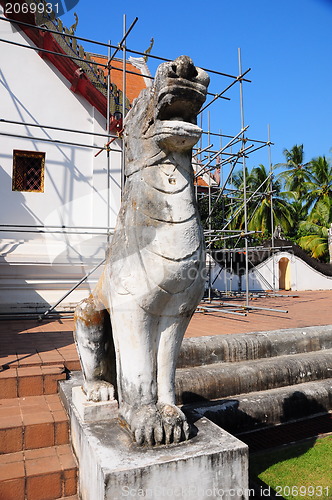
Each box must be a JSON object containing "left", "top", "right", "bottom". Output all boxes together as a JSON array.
[
  {"left": 297, "top": 199, "right": 332, "bottom": 262},
  {"left": 198, "top": 195, "right": 227, "bottom": 231},
  {"left": 305, "top": 156, "right": 332, "bottom": 211},
  {"left": 229, "top": 166, "right": 250, "bottom": 191},
  {"left": 226, "top": 166, "right": 256, "bottom": 232},
  {"left": 229, "top": 164, "right": 295, "bottom": 238},
  {"left": 247, "top": 165, "right": 295, "bottom": 237},
  {"left": 277, "top": 144, "right": 311, "bottom": 201},
  {"left": 286, "top": 199, "right": 308, "bottom": 239}
]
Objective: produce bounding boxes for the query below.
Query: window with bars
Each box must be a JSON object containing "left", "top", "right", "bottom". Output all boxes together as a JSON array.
[{"left": 12, "top": 150, "right": 45, "bottom": 192}]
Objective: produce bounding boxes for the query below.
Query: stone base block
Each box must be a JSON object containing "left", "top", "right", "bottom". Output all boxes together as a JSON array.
[
  {"left": 72, "top": 385, "right": 118, "bottom": 422},
  {"left": 61, "top": 378, "right": 249, "bottom": 500}
]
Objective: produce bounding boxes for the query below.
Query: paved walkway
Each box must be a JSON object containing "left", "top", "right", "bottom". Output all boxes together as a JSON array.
[
  {"left": 188, "top": 290, "right": 332, "bottom": 337},
  {"left": 0, "top": 291, "right": 331, "bottom": 370}
]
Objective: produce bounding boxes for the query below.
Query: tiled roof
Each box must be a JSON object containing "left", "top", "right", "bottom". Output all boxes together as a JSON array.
[
  {"left": 193, "top": 164, "right": 220, "bottom": 190},
  {"left": 194, "top": 177, "right": 210, "bottom": 187},
  {"left": 89, "top": 54, "right": 148, "bottom": 103}
]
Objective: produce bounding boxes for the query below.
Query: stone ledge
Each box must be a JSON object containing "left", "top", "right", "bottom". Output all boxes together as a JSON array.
[{"left": 178, "top": 325, "right": 332, "bottom": 368}]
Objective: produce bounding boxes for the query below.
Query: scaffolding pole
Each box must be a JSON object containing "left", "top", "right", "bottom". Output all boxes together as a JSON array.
[
  {"left": 197, "top": 305, "right": 247, "bottom": 317},
  {"left": 199, "top": 67, "right": 251, "bottom": 115},
  {"left": 238, "top": 48, "right": 249, "bottom": 307},
  {"left": 0, "top": 118, "right": 112, "bottom": 138},
  {"left": 268, "top": 124, "right": 276, "bottom": 290},
  {"left": 0, "top": 131, "right": 120, "bottom": 152},
  {"left": 121, "top": 14, "right": 127, "bottom": 196},
  {"left": 106, "top": 39, "right": 112, "bottom": 244},
  {"left": 39, "top": 259, "right": 106, "bottom": 321},
  {"left": 0, "top": 13, "right": 252, "bottom": 80},
  {"left": 217, "top": 301, "right": 288, "bottom": 314}
]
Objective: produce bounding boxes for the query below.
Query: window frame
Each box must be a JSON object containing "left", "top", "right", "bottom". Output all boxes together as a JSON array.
[{"left": 12, "top": 150, "right": 46, "bottom": 193}]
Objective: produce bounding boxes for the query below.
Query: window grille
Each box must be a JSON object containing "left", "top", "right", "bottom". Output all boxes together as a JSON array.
[{"left": 12, "top": 150, "right": 45, "bottom": 192}]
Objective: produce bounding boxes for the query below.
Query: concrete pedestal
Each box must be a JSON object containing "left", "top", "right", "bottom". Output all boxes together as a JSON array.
[{"left": 60, "top": 376, "right": 249, "bottom": 500}]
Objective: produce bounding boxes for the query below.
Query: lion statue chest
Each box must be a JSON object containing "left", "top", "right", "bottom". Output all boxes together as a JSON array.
[{"left": 107, "top": 153, "right": 205, "bottom": 315}]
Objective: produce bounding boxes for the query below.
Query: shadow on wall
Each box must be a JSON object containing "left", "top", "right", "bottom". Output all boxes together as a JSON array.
[
  {"left": 0, "top": 66, "right": 100, "bottom": 229},
  {"left": 0, "top": 165, "right": 53, "bottom": 311},
  {"left": 0, "top": 163, "right": 39, "bottom": 227},
  {"left": 0, "top": 67, "right": 109, "bottom": 310},
  {"left": 0, "top": 165, "right": 106, "bottom": 312}
]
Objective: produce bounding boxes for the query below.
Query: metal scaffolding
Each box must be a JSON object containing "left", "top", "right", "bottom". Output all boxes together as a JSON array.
[{"left": 0, "top": 7, "right": 285, "bottom": 320}]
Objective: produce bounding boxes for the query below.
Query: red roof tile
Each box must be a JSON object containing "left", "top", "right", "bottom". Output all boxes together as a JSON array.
[{"left": 90, "top": 55, "right": 147, "bottom": 103}]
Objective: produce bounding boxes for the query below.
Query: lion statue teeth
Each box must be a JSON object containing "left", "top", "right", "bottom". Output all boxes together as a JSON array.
[{"left": 74, "top": 55, "right": 210, "bottom": 446}]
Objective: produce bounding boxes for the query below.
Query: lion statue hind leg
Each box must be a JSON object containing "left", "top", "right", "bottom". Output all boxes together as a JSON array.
[{"left": 74, "top": 296, "right": 116, "bottom": 402}]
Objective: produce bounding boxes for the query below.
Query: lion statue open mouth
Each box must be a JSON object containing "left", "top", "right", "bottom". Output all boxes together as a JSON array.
[{"left": 74, "top": 56, "right": 210, "bottom": 446}]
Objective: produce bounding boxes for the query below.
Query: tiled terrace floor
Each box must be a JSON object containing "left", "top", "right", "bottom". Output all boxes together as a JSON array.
[
  {"left": 0, "top": 289, "right": 331, "bottom": 499},
  {"left": 188, "top": 289, "right": 332, "bottom": 337},
  {"left": 0, "top": 291, "right": 331, "bottom": 364}
]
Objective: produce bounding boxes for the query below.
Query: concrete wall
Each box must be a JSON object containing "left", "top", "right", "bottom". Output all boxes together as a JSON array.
[
  {"left": 210, "top": 262, "right": 240, "bottom": 293},
  {"left": 0, "top": 10, "right": 122, "bottom": 310},
  {"left": 246, "top": 252, "right": 332, "bottom": 291},
  {"left": 210, "top": 252, "right": 332, "bottom": 293}
]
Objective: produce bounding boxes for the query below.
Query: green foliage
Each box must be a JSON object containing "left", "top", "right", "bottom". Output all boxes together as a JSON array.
[
  {"left": 305, "top": 156, "right": 332, "bottom": 211},
  {"left": 276, "top": 146, "right": 332, "bottom": 261},
  {"left": 197, "top": 194, "right": 229, "bottom": 248},
  {"left": 198, "top": 194, "right": 227, "bottom": 230},
  {"left": 229, "top": 164, "right": 295, "bottom": 239},
  {"left": 297, "top": 199, "right": 331, "bottom": 262},
  {"left": 286, "top": 199, "right": 309, "bottom": 239},
  {"left": 276, "top": 144, "right": 311, "bottom": 202}
]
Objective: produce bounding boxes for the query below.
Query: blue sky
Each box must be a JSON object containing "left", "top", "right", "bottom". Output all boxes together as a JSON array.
[{"left": 61, "top": 0, "right": 332, "bottom": 172}]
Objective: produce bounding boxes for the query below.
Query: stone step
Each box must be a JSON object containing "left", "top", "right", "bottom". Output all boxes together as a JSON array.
[
  {"left": 0, "top": 354, "right": 81, "bottom": 373},
  {"left": 0, "top": 444, "right": 77, "bottom": 500},
  {"left": 178, "top": 325, "right": 332, "bottom": 368},
  {"left": 184, "top": 378, "right": 332, "bottom": 435},
  {"left": 175, "top": 349, "right": 332, "bottom": 404},
  {"left": 0, "top": 394, "right": 69, "bottom": 454},
  {"left": 0, "top": 365, "right": 67, "bottom": 399}
]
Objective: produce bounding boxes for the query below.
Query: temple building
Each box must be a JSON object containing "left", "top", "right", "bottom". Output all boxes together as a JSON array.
[{"left": 0, "top": 2, "right": 150, "bottom": 312}]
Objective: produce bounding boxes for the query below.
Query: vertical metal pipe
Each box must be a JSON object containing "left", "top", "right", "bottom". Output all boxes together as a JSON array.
[
  {"left": 238, "top": 48, "right": 249, "bottom": 306},
  {"left": 199, "top": 113, "right": 203, "bottom": 154},
  {"left": 106, "top": 40, "right": 111, "bottom": 244},
  {"left": 207, "top": 111, "right": 212, "bottom": 231},
  {"left": 219, "top": 129, "right": 224, "bottom": 248},
  {"left": 268, "top": 123, "right": 275, "bottom": 290},
  {"left": 207, "top": 111, "right": 212, "bottom": 302},
  {"left": 121, "top": 14, "right": 127, "bottom": 197}
]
